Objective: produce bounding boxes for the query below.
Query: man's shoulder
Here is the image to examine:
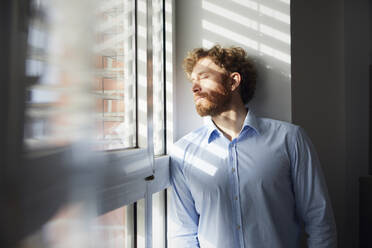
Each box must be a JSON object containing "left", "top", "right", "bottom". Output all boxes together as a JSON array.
[
  {"left": 258, "top": 116, "right": 300, "bottom": 136},
  {"left": 175, "top": 125, "right": 209, "bottom": 146},
  {"left": 170, "top": 125, "right": 209, "bottom": 154},
  {"left": 169, "top": 125, "right": 209, "bottom": 167}
]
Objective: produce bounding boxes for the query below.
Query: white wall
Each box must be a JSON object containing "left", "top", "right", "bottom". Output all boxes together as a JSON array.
[{"left": 175, "top": 0, "right": 291, "bottom": 140}]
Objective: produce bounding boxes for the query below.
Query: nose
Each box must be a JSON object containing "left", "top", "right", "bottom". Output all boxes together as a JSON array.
[{"left": 192, "top": 80, "right": 201, "bottom": 94}]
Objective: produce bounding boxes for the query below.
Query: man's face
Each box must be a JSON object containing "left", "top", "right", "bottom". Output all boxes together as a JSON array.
[{"left": 190, "top": 57, "right": 232, "bottom": 117}]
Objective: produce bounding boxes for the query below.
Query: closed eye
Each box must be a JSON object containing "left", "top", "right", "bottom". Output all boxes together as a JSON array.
[
  {"left": 190, "top": 72, "right": 209, "bottom": 83},
  {"left": 200, "top": 73, "right": 209, "bottom": 79}
]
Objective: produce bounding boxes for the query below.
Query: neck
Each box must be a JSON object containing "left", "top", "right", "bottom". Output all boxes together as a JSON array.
[{"left": 211, "top": 99, "right": 248, "bottom": 141}]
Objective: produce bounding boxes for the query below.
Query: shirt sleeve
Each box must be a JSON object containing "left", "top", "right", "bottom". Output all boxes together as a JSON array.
[
  {"left": 290, "top": 127, "right": 337, "bottom": 248},
  {"left": 168, "top": 148, "right": 200, "bottom": 248}
]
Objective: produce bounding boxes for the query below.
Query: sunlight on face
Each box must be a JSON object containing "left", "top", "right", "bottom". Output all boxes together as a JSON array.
[{"left": 190, "top": 57, "right": 231, "bottom": 116}]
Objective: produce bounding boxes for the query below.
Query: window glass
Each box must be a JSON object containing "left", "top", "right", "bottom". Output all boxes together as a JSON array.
[
  {"left": 18, "top": 202, "right": 96, "bottom": 247},
  {"left": 137, "top": 199, "right": 146, "bottom": 248},
  {"left": 153, "top": 191, "right": 166, "bottom": 248},
  {"left": 95, "top": 0, "right": 137, "bottom": 150},
  {"left": 17, "top": 203, "right": 135, "bottom": 248},
  {"left": 24, "top": 0, "right": 80, "bottom": 149},
  {"left": 136, "top": 192, "right": 166, "bottom": 248},
  {"left": 93, "top": 205, "right": 135, "bottom": 248},
  {"left": 153, "top": 0, "right": 165, "bottom": 156},
  {"left": 24, "top": 0, "right": 137, "bottom": 151}
]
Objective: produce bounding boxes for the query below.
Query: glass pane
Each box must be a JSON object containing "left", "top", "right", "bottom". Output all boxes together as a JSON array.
[
  {"left": 153, "top": 191, "right": 166, "bottom": 248},
  {"left": 164, "top": 0, "right": 174, "bottom": 151},
  {"left": 153, "top": 0, "right": 165, "bottom": 156},
  {"left": 17, "top": 202, "right": 95, "bottom": 247},
  {"left": 24, "top": 0, "right": 96, "bottom": 149},
  {"left": 92, "top": 205, "right": 135, "bottom": 248},
  {"left": 136, "top": 193, "right": 166, "bottom": 248},
  {"left": 166, "top": 188, "right": 172, "bottom": 248},
  {"left": 137, "top": 199, "right": 146, "bottom": 248},
  {"left": 136, "top": 0, "right": 148, "bottom": 148},
  {"left": 17, "top": 203, "right": 135, "bottom": 248},
  {"left": 94, "top": 0, "right": 137, "bottom": 150},
  {"left": 23, "top": 0, "right": 137, "bottom": 151}
]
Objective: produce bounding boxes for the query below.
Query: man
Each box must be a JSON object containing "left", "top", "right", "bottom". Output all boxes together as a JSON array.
[{"left": 169, "top": 45, "right": 337, "bottom": 248}]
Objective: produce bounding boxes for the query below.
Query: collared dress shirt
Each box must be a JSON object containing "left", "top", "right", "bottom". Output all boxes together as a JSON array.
[{"left": 168, "top": 110, "right": 337, "bottom": 248}]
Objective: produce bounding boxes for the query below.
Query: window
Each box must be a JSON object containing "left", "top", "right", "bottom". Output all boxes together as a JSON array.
[
  {"left": 1, "top": 0, "right": 173, "bottom": 247},
  {"left": 94, "top": 0, "right": 137, "bottom": 151}
]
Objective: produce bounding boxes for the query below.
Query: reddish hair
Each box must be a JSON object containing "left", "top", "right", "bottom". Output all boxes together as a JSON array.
[{"left": 183, "top": 45, "right": 257, "bottom": 104}]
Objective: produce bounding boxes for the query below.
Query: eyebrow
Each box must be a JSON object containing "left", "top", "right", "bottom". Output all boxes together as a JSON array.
[{"left": 192, "top": 70, "right": 209, "bottom": 77}]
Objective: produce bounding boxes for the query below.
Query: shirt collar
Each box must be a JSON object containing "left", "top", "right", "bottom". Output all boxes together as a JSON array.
[{"left": 206, "top": 109, "right": 261, "bottom": 144}]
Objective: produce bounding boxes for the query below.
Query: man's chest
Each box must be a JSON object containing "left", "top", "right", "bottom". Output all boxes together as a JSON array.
[{"left": 182, "top": 139, "right": 292, "bottom": 211}]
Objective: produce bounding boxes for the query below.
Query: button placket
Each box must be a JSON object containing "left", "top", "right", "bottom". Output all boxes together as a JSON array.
[{"left": 234, "top": 142, "right": 244, "bottom": 247}]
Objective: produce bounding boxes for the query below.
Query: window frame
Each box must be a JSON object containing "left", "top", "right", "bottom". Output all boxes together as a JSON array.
[{"left": 0, "top": 0, "right": 174, "bottom": 247}]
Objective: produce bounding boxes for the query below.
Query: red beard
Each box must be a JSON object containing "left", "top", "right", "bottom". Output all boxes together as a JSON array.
[{"left": 194, "top": 86, "right": 231, "bottom": 117}]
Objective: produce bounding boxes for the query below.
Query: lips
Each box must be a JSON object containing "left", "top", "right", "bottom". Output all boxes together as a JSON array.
[
  {"left": 194, "top": 96, "right": 203, "bottom": 102},
  {"left": 194, "top": 94, "right": 207, "bottom": 102}
]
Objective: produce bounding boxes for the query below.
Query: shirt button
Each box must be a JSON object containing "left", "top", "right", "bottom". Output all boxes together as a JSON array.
[
  {"left": 232, "top": 168, "right": 235, "bottom": 173},
  {"left": 235, "top": 196, "right": 238, "bottom": 200},
  {"left": 237, "top": 225, "right": 240, "bottom": 230}
]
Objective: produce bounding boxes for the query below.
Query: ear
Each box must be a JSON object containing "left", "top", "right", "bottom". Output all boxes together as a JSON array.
[{"left": 229, "top": 72, "right": 241, "bottom": 91}]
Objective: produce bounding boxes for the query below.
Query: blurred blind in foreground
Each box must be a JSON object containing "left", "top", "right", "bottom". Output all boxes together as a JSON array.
[
  {"left": 20, "top": 0, "right": 138, "bottom": 247},
  {"left": 18, "top": 202, "right": 135, "bottom": 248},
  {"left": 24, "top": 0, "right": 137, "bottom": 151}
]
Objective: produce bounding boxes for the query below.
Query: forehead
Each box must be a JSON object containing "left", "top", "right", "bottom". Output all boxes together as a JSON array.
[{"left": 191, "top": 57, "right": 225, "bottom": 77}]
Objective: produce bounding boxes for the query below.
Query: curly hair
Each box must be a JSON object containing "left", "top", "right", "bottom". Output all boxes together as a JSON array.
[{"left": 183, "top": 45, "right": 257, "bottom": 104}]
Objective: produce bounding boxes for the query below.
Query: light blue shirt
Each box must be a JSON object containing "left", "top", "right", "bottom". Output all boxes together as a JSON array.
[{"left": 169, "top": 110, "right": 337, "bottom": 248}]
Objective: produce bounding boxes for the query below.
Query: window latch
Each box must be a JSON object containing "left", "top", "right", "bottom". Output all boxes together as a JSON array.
[{"left": 145, "top": 175, "right": 155, "bottom": 181}]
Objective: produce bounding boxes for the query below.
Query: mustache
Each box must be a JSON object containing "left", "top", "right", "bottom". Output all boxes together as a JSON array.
[{"left": 194, "top": 93, "right": 209, "bottom": 99}]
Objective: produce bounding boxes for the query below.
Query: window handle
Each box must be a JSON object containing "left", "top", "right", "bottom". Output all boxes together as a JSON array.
[{"left": 145, "top": 175, "right": 155, "bottom": 181}]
